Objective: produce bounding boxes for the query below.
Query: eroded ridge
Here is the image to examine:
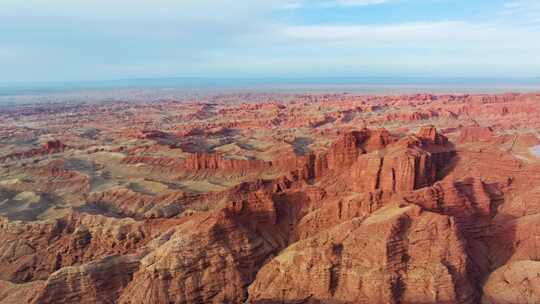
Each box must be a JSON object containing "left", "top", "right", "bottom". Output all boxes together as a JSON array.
[{"left": 0, "top": 92, "right": 539, "bottom": 303}]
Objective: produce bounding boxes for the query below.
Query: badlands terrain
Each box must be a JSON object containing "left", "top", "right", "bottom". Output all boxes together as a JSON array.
[{"left": 0, "top": 92, "right": 539, "bottom": 303}]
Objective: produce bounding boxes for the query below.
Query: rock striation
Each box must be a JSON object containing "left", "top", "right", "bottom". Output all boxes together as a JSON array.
[
  {"left": 0, "top": 92, "right": 539, "bottom": 304},
  {"left": 248, "top": 204, "right": 475, "bottom": 304}
]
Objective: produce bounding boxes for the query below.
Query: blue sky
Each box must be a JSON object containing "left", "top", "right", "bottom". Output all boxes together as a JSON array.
[{"left": 1, "top": 0, "right": 540, "bottom": 83}]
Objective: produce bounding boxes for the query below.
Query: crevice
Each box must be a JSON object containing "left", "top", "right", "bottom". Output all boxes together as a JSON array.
[
  {"left": 386, "top": 215, "right": 411, "bottom": 304},
  {"left": 391, "top": 168, "right": 396, "bottom": 192},
  {"left": 375, "top": 157, "right": 384, "bottom": 190},
  {"left": 329, "top": 243, "right": 344, "bottom": 296}
]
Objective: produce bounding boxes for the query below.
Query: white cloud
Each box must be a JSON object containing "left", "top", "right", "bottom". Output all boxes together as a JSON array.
[
  {"left": 281, "top": 0, "right": 390, "bottom": 9},
  {"left": 281, "top": 21, "right": 462, "bottom": 41},
  {"left": 1, "top": 0, "right": 540, "bottom": 81},
  {"left": 322, "top": 0, "right": 389, "bottom": 7},
  {"left": 278, "top": 21, "right": 540, "bottom": 48},
  {"left": 501, "top": 0, "right": 540, "bottom": 24}
]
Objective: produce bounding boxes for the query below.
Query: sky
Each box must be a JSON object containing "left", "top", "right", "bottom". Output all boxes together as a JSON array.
[{"left": 1, "top": 0, "right": 540, "bottom": 83}]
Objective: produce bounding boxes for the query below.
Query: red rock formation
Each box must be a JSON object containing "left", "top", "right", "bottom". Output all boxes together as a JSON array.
[
  {"left": 417, "top": 125, "right": 449, "bottom": 145},
  {"left": 0, "top": 213, "right": 177, "bottom": 283},
  {"left": 482, "top": 261, "right": 540, "bottom": 304},
  {"left": 1, "top": 93, "right": 539, "bottom": 303},
  {"left": 183, "top": 152, "right": 268, "bottom": 171},
  {"left": 248, "top": 204, "right": 475, "bottom": 304},
  {"left": 0, "top": 140, "right": 66, "bottom": 164},
  {"left": 42, "top": 140, "right": 65, "bottom": 153},
  {"left": 117, "top": 209, "right": 281, "bottom": 304},
  {"left": 458, "top": 126, "right": 494, "bottom": 143},
  {"left": 34, "top": 254, "right": 142, "bottom": 304},
  {"left": 342, "top": 128, "right": 454, "bottom": 193},
  {"left": 0, "top": 280, "right": 44, "bottom": 303}
]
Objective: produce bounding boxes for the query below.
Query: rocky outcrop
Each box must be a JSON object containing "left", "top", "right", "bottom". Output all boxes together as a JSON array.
[
  {"left": 118, "top": 207, "right": 282, "bottom": 304},
  {"left": 403, "top": 176, "right": 498, "bottom": 218},
  {"left": 0, "top": 214, "right": 167, "bottom": 282},
  {"left": 87, "top": 187, "right": 187, "bottom": 218},
  {"left": 248, "top": 204, "right": 476, "bottom": 304},
  {"left": 122, "top": 151, "right": 301, "bottom": 176},
  {"left": 342, "top": 127, "right": 454, "bottom": 193},
  {"left": 0, "top": 140, "right": 66, "bottom": 164},
  {"left": 42, "top": 140, "right": 66, "bottom": 153},
  {"left": 34, "top": 254, "right": 142, "bottom": 304},
  {"left": 458, "top": 126, "right": 494, "bottom": 143},
  {"left": 417, "top": 125, "right": 449, "bottom": 145},
  {"left": 183, "top": 152, "right": 269, "bottom": 171},
  {"left": 482, "top": 260, "right": 540, "bottom": 304},
  {"left": 303, "top": 128, "right": 409, "bottom": 182},
  {"left": 134, "top": 130, "right": 169, "bottom": 140},
  {"left": 0, "top": 280, "right": 45, "bottom": 304},
  {"left": 121, "top": 155, "right": 185, "bottom": 169},
  {"left": 486, "top": 213, "right": 540, "bottom": 274},
  {"left": 377, "top": 110, "right": 439, "bottom": 124}
]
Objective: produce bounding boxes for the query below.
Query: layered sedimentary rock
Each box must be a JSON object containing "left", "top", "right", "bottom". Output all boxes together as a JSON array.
[
  {"left": 34, "top": 254, "right": 142, "bottom": 304},
  {"left": 482, "top": 261, "right": 540, "bottom": 304},
  {"left": 248, "top": 204, "right": 475, "bottom": 304},
  {"left": 0, "top": 92, "right": 539, "bottom": 303},
  {"left": 118, "top": 207, "right": 282, "bottom": 304},
  {"left": 341, "top": 127, "right": 454, "bottom": 193},
  {"left": 0, "top": 140, "right": 66, "bottom": 164},
  {"left": 417, "top": 125, "right": 448, "bottom": 145},
  {"left": 183, "top": 152, "right": 270, "bottom": 171},
  {"left": 458, "top": 126, "right": 495, "bottom": 143},
  {"left": 303, "top": 127, "right": 451, "bottom": 191},
  {"left": 0, "top": 280, "right": 45, "bottom": 303},
  {"left": 0, "top": 213, "right": 169, "bottom": 282}
]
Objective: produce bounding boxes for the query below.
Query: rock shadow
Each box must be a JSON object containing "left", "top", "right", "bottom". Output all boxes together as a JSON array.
[{"left": 289, "top": 137, "right": 314, "bottom": 156}]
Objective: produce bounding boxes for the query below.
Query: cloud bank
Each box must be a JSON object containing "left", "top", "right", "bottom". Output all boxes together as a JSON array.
[{"left": 0, "top": 0, "right": 539, "bottom": 82}]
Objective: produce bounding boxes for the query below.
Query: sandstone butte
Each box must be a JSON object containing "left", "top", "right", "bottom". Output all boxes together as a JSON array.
[{"left": 0, "top": 92, "right": 539, "bottom": 303}]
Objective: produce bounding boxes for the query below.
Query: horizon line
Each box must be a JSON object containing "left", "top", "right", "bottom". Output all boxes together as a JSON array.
[{"left": 2, "top": 75, "right": 540, "bottom": 87}]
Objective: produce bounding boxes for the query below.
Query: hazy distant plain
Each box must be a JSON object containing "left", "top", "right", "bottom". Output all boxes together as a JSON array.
[{"left": 1, "top": 77, "right": 540, "bottom": 105}]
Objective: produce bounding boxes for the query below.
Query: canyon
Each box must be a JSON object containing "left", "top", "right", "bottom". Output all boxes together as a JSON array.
[{"left": 0, "top": 92, "right": 539, "bottom": 303}]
